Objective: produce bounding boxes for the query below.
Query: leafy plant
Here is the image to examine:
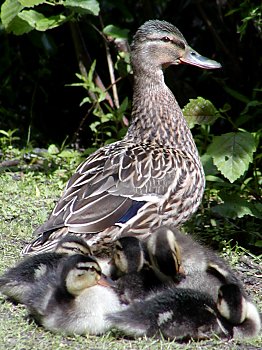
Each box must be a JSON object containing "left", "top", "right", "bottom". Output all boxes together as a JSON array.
[
  {"left": 0, "top": 0, "right": 99, "bottom": 35},
  {"left": 0, "top": 129, "right": 20, "bottom": 148},
  {"left": 68, "top": 60, "right": 129, "bottom": 147}
]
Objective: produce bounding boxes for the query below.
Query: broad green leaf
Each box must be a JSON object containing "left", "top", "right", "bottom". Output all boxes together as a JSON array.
[
  {"left": 212, "top": 193, "right": 262, "bottom": 219},
  {"left": 103, "top": 25, "right": 129, "bottom": 39},
  {"left": 1, "top": 0, "right": 23, "bottom": 27},
  {"left": 64, "top": 0, "right": 100, "bottom": 16},
  {"left": 48, "top": 144, "right": 59, "bottom": 155},
  {"left": 5, "top": 14, "right": 33, "bottom": 34},
  {"left": 18, "top": 10, "right": 67, "bottom": 31},
  {"left": 183, "top": 97, "right": 219, "bottom": 129},
  {"left": 207, "top": 132, "right": 256, "bottom": 183},
  {"left": 18, "top": 0, "right": 45, "bottom": 6}
]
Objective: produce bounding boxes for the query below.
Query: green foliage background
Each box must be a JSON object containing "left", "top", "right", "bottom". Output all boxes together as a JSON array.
[{"left": 0, "top": 0, "right": 261, "bottom": 251}]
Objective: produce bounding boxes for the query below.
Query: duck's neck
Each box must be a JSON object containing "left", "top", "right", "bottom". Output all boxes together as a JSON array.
[{"left": 125, "top": 69, "right": 197, "bottom": 154}]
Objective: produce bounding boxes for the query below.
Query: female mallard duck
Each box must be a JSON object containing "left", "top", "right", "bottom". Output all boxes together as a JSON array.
[
  {"left": 0, "top": 235, "right": 91, "bottom": 303},
  {"left": 107, "top": 286, "right": 231, "bottom": 340},
  {"left": 23, "top": 254, "right": 122, "bottom": 335},
  {"left": 22, "top": 20, "right": 221, "bottom": 256}
]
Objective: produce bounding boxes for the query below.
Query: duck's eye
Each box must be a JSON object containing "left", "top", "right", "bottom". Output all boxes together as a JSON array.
[
  {"left": 161, "top": 36, "right": 172, "bottom": 43},
  {"left": 73, "top": 247, "right": 81, "bottom": 253}
]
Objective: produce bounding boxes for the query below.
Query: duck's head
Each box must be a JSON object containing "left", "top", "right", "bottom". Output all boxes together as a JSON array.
[
  {"left": 131, "top": 20, "right": 221, "bottom": 74},
  {"left": 147, "top": 226, "right": 185, "bottom": 283},
  {"left": 61, "top": 255, "right": 113, "bottom": 296},
  {"left": 112, "top": 237, "right": 145, "bottom": 275},
  {"left": 217, "top": 284, "right": 247, "bottom": 325},
  {"left": 55, "top": 235, "right": 92, "bottom": 256}
]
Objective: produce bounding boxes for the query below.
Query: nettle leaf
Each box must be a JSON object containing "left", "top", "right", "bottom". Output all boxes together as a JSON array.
[
  {"left": 0, "top": 0, "right": 32, "bottom": 34},
  {"left": 64, "top": 0, "right": 100, "bottom": 16},
  {"left": 18, "top": 0, "right": 45, "bottom": 6},
  {"left": 183, "top": 97, "right": 219, "bottom": 129},
  {"left": 1, "top": 0, "right": 23, "bottom": 27},
  {"left": 103, "top": 25, "right": 129, "bottom": 39},
  {"left": 6, "top": 15, "right": 33, "bottom": 34},
  {"left": 207, "top": 131, "right": 256, "bottom": 183},
  {"left": 18, "top": 10, "right": 67, "bottom": 31},
  {"left": 212, "top": 193, "right": 262, "bottom": 219}
]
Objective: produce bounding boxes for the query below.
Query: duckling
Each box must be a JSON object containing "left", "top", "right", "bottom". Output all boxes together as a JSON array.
[
  {"left": 217, "top": 284, "right": 261, "bottom": 338},
  {"left": 107, "top": 287, "right": 230, "bottom": 340},
  {"left": 25, "top": 254, "right": 122, "bottom": 335},
  {"left": 0, "top": 235, "right": 91, "bottom": 303},
  {"left": 147, "top": 226, "right": 244, "bottom": 299},
  {"left": 112, "top": 236, "right": 145, "bottom": 278},
  {"left": 146, "top": 227, "right": 261, "bottom": 337},
  {"left": 146, "top": 227, "right": 185, "bottom": 283},
  {"left": 111, "top": 236, "right": 162, "bottom": 303}
]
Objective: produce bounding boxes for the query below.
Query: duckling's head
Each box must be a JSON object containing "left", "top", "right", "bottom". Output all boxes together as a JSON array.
[
  {"left": 217, "top": 284, "right": 247, "bottom": 325},
  {"left": 60, "top": 255, "right": 111, "bottom": 296},
  {"left": 147, "top": 226, "right": 185, "bottom": 283},
  {"left": 55, "top": 235, "right": 92, "bottom": 256},
  {"left": 112, "top": 237, "right": 144, "bottom": 275},
  {"left": 131, "top": 20, "right": 221, "bottom": 74}
]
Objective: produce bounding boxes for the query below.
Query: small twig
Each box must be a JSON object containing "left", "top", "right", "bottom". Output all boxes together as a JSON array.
[{"left": 97, "top": 16, "right": 120, "bottom": 108}]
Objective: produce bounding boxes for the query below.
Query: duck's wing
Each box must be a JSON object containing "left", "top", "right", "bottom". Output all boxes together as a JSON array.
[
  {"left": 23, "top": 141, "right": 199, "bottom": 254},
  {"left": 33, "top": 142, "right": 188, "bottom": 237}
]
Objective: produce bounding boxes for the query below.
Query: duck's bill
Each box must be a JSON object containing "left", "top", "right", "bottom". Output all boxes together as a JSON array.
[
  {"left": 98, "top": 274, "right": 116, "bottom": 287},
  {"left": 180, "top": 47, "right": 221, "bottom": 69}
]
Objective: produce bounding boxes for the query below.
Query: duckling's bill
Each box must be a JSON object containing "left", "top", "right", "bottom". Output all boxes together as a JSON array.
[{"left": 98, "top": 274, "right": 116, "bottom": 288}]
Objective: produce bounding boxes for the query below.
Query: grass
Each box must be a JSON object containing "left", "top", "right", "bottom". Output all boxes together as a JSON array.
[{"left": 0, "top": 166, "right": 261, "bottom": 350}]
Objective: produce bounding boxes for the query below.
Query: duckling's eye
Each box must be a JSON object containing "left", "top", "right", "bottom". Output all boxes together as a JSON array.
[
  {"left": 161, "top": 36, "right": 172, "bottom": 43},
  {"left": 88, "top": 266, "right": 97, "bottom": 273}
]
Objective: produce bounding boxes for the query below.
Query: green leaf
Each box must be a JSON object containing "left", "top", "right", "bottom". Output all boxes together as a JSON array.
[
  {"left": 1, "top": 0, "right": 23, "bottom": 27},
  {"left": 48, "top": 144, "right": 59, "bottom": 155},
  {"left": 207, "top": 132, "right": 256, "bottom": 183},
  {"left": 18, "top": 10, "right": 67, "bottom": 31},
  {"left": 64, "top": 0, "right": 100, "bottom": 16},
  {"left": 18, "top": 0, "right": 45, "bottom": 6},
  {"left": 212, "top": 193, "right": 262, "bottom": 219},
  {"left": 183, "top": 97, "right": 219, "bottom": 129},
  {"left": 7, "top": 16, "right": 33, "bottom": 34},
  {"left": 103, "top": 24, "right": 129, "bottom": 39}
]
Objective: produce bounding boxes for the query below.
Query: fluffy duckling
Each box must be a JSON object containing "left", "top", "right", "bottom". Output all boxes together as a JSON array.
[
  {"left": 112, "top": 236, "right": 145, "bottom": 278},
  {"left": 146, "top": 227, "right": 261, "bottom": 338},
  {"left": 146, "top": 228, "right": 185, "bottom": 283},
  {"left": 107, "top": 287, "right": 230, "bottom": 340},
  {"left": 111, "top": 236, "right": 162, "bottom": 303},
  {"left": 147, "top": 227, "right": 244, "bottom": 299},
  {"left": 25, "top": 254, "right": 122, "bottom": 335},
  {"left": 0, "top": 235, "right": 91, "bottom": 303},
  {"left": 217, "top": 284, "right": 261, "bottom": 338}
]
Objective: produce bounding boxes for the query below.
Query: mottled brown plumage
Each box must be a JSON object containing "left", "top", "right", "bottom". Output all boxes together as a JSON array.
[{"left": 22, "top": 20, "right": 221, "bottom": 256}]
